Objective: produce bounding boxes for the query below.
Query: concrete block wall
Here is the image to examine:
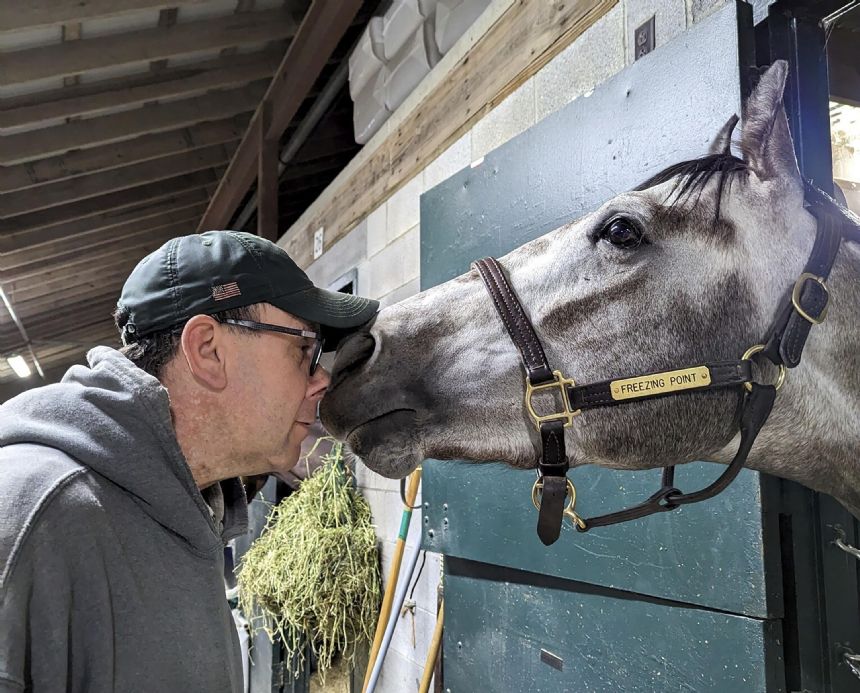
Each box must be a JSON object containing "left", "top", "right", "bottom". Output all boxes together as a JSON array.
[{"left": 301, "top": 1, "right": 782, "bottom": 689}]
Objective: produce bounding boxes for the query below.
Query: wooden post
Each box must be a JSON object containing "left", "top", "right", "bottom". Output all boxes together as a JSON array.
[{"left": 257, "top": 100, "right": 279, "bottom": 241}]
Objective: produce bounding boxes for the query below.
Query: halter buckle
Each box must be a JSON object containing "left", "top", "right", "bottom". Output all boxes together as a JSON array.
[
  {"left": 525, "top": 370, "right": 580, "bottom": 429},
  {"left": 531, "top": 477, "right": 587, "bottom": 530},
  {"left": 791, "top": 272, "right": 829, "bottom": 325}
]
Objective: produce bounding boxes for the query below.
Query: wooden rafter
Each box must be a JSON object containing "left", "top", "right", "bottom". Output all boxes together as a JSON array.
[
  {"left": 1, "top": 210, "right": 205, "bottom": 272},
  {"left": 1, "top": 144, "right": 235, "bottom": 217},
  {"left": 0, "top": 117, "right": 248, "bottom": 194},
  {"left": 1, "top": 84, "right": 265, "bottom": 165},
  {"left": 5, "top": 226, "right": 186, "bottom": 283},
  {"left": 0, "top": 193, "right": 209, "bottom": 254},
  {"left": 4, "top": 264, "right": 144, "bottom": 306},
  {"left": 0, "top": 171, "right": 217, "bottom": 234},
  {"left": 0, "top": 1, "right": 212, "bottom": 33},
  {"left": 197, "top": 0, "right": 363, "bottom": 232},
  {"left": 0, "top": 51, "right": 281, "bottom": 131},
  {"left": 0, "top": 9, "right": 297, "bottom": 87}
]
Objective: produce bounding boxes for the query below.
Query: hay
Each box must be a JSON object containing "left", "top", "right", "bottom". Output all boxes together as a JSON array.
[{"left": 238, "top": 439, "right": 381, "bottom": 682}]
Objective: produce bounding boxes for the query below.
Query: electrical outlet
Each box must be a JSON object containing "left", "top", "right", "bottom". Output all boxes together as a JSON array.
[
  {"left": 313, "top": 227, "right": 324, "bottom": 259},
  {"left": 634, "top": 16, "right": 655, "bottom": 61}
]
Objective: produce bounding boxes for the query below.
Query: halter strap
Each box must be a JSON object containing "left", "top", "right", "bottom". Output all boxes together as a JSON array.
[
  {"left": 578, "top": 383, "right": 775, "bottom": 530},
  {"left": 566, "top": 361, "right": 753, "bottom": 411},
  {"left": 474, "top": 257, "right": 569, "bottom": 545},
  {"left": 762, "top": 200, "right": 843, "bottom": 367},
  {"left": 473, "top": 183, "right": 855, "bottom": 542}
]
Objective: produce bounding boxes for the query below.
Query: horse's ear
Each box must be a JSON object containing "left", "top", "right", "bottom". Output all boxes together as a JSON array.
[
  {"left": 740, "top": 60, "right": 802, "bottom": 189},
  {"left": 709, "top": 114, "right": 739, "bottom": 155}
]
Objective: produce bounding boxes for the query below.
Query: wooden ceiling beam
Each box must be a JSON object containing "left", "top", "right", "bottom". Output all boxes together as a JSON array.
[
  {"left": 4, "top": 225, "right": 185, "bottom": 283},
  {"left": 3, "top": 264, "right": 139, "bottom": 306},
  {"left": 11, "top": 282, "right": 130, "bottom": 320},
  {"left": 1, "top": 143, "right": 234, "bottom": 217},
  {"left": 197, "top": 0, "right": 363, "bottom": 231},
  {"left": 1, "top": 83, "right": 265, "bottom": 165},
  {"left": 2, "top": 213, "right": 201, "bottom": 273},
  {"left": 0, "top": 193, "right": 208, "bottom": 254},
  {"left": 13, "top": 283, "right": 131, "bottom": 321},
  {"left": 0, "top": 171, "right": 217, "bottom": 235},
  {"left": 0, "top": 116, "right": 248, "bottom": 194},
  {"left": 10, "top": 295, "right": 126, "bottom": 334},
  {"left": 0, "top": 51, "right": 282, "bottom": 131},
  {"left": 0, "top": 1, "right": 215, "bottom": 33},
  {"left": 2, "top": 309, "right": 119, "bottom": 344},
  {"left": 0, "top": 8, "right": 297, "bottom": 87}
]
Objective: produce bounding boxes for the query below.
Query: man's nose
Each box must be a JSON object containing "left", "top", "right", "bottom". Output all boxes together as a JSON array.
[{"left": 308, "top": 364, "right": 331, "bottom": 396}]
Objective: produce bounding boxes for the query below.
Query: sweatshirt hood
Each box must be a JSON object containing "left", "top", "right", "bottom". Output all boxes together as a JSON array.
[{"left": 0, "top": 346, "right": 247, "bottom": 554}]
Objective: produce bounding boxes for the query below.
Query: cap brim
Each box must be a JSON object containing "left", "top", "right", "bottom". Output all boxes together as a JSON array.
[{"left": 271, "top": 286, "right": 379, "bottom": 351}]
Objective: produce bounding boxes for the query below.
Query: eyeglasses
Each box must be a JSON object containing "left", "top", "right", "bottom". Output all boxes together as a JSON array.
[{"left": 220, "top": 318, "right": 323, "bottom": 376}]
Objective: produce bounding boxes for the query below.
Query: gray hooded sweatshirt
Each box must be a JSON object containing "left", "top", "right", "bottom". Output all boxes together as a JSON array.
[{"left": 0, "top": 347, "right": 248, "bottom": 693}]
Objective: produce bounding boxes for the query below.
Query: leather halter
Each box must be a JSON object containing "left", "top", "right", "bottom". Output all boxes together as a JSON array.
[{"left": 475, "top": 185, "right": 857, "bottom": 545}]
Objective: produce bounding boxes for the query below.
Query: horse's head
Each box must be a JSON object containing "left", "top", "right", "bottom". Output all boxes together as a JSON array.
[{"left": 321, "top": 61, "right": 819, "bottom": 479}]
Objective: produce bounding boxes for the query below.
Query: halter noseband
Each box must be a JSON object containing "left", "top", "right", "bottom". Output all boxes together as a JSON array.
[{"left": 475, "top": 185, "right": 855, "bottom": 545}]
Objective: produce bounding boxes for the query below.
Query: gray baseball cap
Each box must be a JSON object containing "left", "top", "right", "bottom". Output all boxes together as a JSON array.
[{"left": 117, "top": 230, "right": 378, "bottom": 350}]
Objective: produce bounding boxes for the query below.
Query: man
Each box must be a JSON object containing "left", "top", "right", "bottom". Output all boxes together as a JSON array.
[{"left": 0, "top": 231, "right": 378, "bottom": 693}]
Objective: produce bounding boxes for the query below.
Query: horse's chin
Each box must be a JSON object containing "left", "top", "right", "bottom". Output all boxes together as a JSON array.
[{"left": 344, "top": 409, "right": 423, "bottom": 479}]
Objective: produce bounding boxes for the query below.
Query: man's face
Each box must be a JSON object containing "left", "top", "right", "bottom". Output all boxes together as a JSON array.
[{"left": 228, "top": 303, "right": 330, "bottom": 474}]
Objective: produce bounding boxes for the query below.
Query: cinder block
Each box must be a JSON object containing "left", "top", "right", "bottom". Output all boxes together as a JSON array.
[
  {"left": 358, "top": 460, "right": 400, "bottom": 492},
  {"left": 386, "top": 174, "right": 424, "bottom": 243},
  {"left": 379, "top": 277, "right": 421, "bottom": 309},
  {"left": 624, "top": 0, "right": 687, "bottom": 65},
  {"left": 535, "top": 4, "right": 625, "bottom": 122},
  {"left": 389, "top": 600, "right": 438, "bottom": 661},
  {"left": 471, "top": 77, "right": 536, "bottom": 161},
  {"left": 367, "top": 224, "right": 420, "bottom": 298},
  {"left": 408, "top": 551, "right": 442, "bottom": 612},
  {"left": 366, "top": 204, "right": 388, "bottom": 258},
  {"left": 374, "top": 648, "right": 422, "bottom": 692},
  {"left": 424, "top": 131, "right": 471, "bottom": 192},
  {"left": 686, "top": 0, "right": 729, "bottom": 24},
  {"left": 304, "top": 220, "right": 367, "bottom": 289}
]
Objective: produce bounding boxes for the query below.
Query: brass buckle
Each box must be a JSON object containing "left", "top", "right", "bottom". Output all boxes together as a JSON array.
[
  {"left": 791, "top": 272, "right": 829, "bottom": 325},
  {"left": 531, "top": 477, "right": 586, "bottom": 530},
  {"left": 525, "top": 370, "right": 580, "bottom": 429},
  {"left": 742, "top": 344, "right": 786, "bottom": 393}
]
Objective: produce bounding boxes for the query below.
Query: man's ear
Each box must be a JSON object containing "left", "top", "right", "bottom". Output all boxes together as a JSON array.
[{"left": 180, "top": 315, "right": 228, "bottom": 390}]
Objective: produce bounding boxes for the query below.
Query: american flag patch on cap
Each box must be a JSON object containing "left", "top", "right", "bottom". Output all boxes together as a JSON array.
[{"left": 212, "top": 282, "right": 241, "bottom": 301}]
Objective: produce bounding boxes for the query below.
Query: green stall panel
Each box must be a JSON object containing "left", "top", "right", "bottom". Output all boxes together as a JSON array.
[
  {"left": 442, "top": 562, "right": 785, "bottom": 693},
  {"left": 422, "top": 461, "right": 780, "bottom": 618}
]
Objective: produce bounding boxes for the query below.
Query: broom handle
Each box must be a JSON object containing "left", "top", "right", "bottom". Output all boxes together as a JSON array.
[
  {"left": 418, "top": 600, "right": 444, "bottom": 693},
  {"left": 362, "top": 469, "right": 422, "bottom": 693}
]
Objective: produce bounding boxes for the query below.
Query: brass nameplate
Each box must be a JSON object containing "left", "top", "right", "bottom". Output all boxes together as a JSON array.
[{"left": 610, "top": 366, "right": 711, "bottom": 401}]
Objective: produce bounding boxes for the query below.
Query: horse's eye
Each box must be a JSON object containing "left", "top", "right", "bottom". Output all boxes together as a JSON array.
[{"left": 600, "top": 218, "right": 644, "bottom": 249}]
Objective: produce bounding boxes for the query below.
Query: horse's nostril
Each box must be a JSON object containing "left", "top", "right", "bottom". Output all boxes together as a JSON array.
[{"left": 330, "top": 331, "right": 376, "bottom": 389}]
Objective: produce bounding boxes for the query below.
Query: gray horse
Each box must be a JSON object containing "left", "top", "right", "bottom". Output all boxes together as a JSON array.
[{"left": 320, "top": 61, "right": 860, "bottom": 521}]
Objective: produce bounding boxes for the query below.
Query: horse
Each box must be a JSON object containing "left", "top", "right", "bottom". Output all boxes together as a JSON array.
[{"left": 319, "top": 61, "right": 860, "bottom": 529}]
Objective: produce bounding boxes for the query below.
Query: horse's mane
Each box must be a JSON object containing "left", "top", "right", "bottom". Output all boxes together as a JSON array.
[
  {"left": 634, "top": 154, "right": 860, "bottom": 242},
  {"left": 634, "top": 152, "right": 748, "bottom": 220}
]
